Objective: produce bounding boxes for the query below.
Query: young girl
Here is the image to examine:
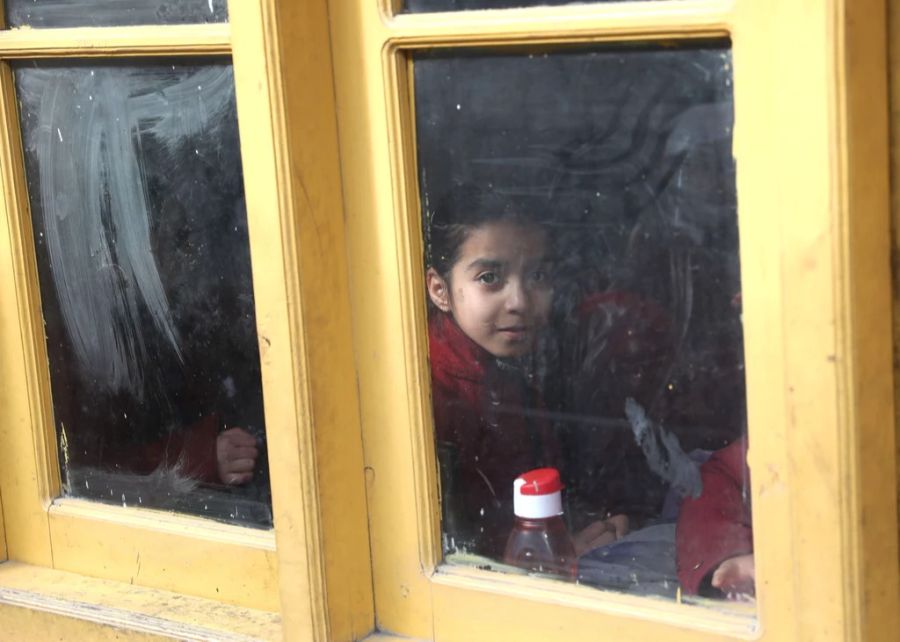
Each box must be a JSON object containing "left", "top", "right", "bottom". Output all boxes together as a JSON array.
[
  {"left": 426, "top": 190, "right": 558, "bottom": 558},
  {"left": 426, "top": 190, "right": 626, "bottom": 560}
]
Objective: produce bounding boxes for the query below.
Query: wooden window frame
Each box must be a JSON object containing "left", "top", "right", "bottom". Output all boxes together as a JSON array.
[
  {"left": 331, "top": 0, "right": 900, "bottom": 640},
  {"left": 0, "top": 0, "right": 374, "bottom": 639},
  {"left": 0, "top": 0, "right": 896, "bottom": 639}
]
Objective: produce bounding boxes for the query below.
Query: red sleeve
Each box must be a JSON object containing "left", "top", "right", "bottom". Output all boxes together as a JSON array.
[
  {"left": 676, "top": 437, "right": 752, "bottom": 594},
  {"left": 123, "top": 413, "right": 220, "bottom": 482},
  {"left": 172, "top": 412, "right": 220, "bottom": 482}
]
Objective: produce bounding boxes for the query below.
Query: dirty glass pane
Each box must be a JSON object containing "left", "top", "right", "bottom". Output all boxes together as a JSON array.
[
  {"left": 5, "top": 0, "right": 227, "bottom": 28},
  {"left": 417, "top": 42, "right": 754, "bottom": 607},
  {"left": 404, "top": 0, "right": 659, "bottom": 13},
  {"left": 17, "top": 60, "right": 271, "bottom": 528}
]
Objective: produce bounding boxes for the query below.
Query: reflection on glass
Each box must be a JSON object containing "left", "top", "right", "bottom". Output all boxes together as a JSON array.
[
  {"left": 5, "top": 0, "right": 227, "bottom": 28},
  {"left": 17, "top": 60, "right": 271, "bottom": 528},
  {"left": 416, "top": 43, "right": 752, "bottom": 606},
  {"left": 405, "top": 0, "right": 657, "bottom": 13}
]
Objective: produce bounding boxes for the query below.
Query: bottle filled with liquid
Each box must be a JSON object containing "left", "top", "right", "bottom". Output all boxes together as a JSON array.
[{"left": 503, "top": 467, "right": 577, "bottom": 580}]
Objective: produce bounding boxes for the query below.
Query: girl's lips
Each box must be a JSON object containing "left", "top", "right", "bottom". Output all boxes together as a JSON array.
[{"left": 497, "top": 326, "right": 531, "bottom": 339}]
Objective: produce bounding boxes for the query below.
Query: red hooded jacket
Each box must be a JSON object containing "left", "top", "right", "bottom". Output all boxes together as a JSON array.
[
  {"left": 676, "top": 436, "right": 752, "bottom": 594},
  {"left": 429, "top": 312, "right": 559, "bottom": 558}
]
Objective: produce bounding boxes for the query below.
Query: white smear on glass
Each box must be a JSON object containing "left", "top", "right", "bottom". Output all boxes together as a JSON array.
[
  {"left": 19, "top": 66, "right": 235, "bottom": 396},
  {"left": 625, "top": 398, "right": 702, "bottom": 499}
]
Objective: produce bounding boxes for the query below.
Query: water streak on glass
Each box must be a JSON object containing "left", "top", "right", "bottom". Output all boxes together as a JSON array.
[
  {"left": 16, "top": 60, "right": 271, "bottom": 527},
  {"left": 5, "top": 0, "right": 227, "bottom": 28},
  {"left": 405, "top": 0, "right": 659, "bottom": 13},
  {"left": 415, "top": 43, "right": 753, "bottom": 607}
]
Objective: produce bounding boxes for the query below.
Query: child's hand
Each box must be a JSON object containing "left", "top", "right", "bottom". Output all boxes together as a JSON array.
[
  {"left": 573, "top": 514, "right": 630, "bottom": 556},
  {"left": 216, "top": 427, "right": 259, "bottom": 485},
  {"left": 711, "top": 553, "right": 755, "bottom": 599}
]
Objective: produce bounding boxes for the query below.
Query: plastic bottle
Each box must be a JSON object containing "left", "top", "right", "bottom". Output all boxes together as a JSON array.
[{"left": 503, "top": 467, "right": 577, "bottom": 580}]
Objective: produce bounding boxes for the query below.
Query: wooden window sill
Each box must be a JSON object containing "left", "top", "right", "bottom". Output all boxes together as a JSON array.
[{"left": 0, "top": 560, "right": 281, "bottom": 641}]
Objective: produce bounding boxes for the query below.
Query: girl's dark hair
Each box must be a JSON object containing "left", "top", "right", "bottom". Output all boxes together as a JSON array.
[{"left": 425, "top": 186, "right": 551, "bottom": 278}]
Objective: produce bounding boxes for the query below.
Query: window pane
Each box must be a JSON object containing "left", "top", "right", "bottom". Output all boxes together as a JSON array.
[
  {"left": 416, "top": 43, "right": 753, "bottom": 607},
  {"left": 5, "top": 0, "right": 227, "bottom": 28},
  {"left": 404, "top": 0, "right": 661, "bottom": 13},
  {"left": 17, "top": 60, "right": 271, "bottom": 528}
]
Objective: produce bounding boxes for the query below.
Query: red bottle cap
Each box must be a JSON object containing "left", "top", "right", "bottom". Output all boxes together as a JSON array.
[
  {"left": 518, "top": 468, "right": 564, "bottom": 496},
  {"left": 513, "top": 468, "right": 565, "bottom": 518}
]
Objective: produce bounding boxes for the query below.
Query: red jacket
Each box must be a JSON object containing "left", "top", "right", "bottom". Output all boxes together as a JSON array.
[
  {"left": 676, "top": 436, "right": 752, "bottom": 594},
  {"left": 429, "top": 313, "right": 558, "bottom": 557}
]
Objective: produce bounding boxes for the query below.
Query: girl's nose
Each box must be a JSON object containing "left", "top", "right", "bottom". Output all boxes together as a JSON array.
[{"left": 505, "top": 278, "right": 529, "bottom": 312}]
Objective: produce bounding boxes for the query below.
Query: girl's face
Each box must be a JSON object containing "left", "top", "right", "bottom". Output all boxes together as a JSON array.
[{"left": 427, "top": 220, "right": 553, "bottom": 358}]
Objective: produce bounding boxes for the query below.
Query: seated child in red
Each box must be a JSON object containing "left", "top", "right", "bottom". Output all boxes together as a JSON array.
[{"left": 676, "top": 436, "right": 754, "bottom": 598}]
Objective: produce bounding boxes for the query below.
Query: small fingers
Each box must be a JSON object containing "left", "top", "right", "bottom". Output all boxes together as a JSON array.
[
  {"left": 711, "top": 566, "right": 726, "bottom": 589},
  {"left": 573, "top": 520, "right": 617, "bottom": 556},
  {"left": 711, "top": 558, "right": 738, "bottom": 589},
  {"left": 219, "top": 459, "right": 255, "bottom": 485},
  {"left": 216, "top": 428, "right": 259, "bottom": 485},
  {"left": 224, "top": 445, "right": 258, "bottom": 461},
  {"left": 224, "top": 472, "right": 253, "bottom": 485},
  {"left": 221, "top": 457, "right": 257, "bottom": 473},
  {"left": 607, "top": 514, "right": 630, "bottom": 539},
  {"left": 586, "top": 530, "right": 617, "bottom": 551},
  {"left": 221, "top": 427, "right": 258, "bottom": 447},
  {"left": 711, "top": 560, "right": 755, "bottom": 596}
]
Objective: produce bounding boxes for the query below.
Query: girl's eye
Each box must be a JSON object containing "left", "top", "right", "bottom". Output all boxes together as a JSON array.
[
  {"left": 531, "top": 270, "right": 546, "bottom": 282},
  {"left": 477, "top": 272, "right": 498, "bottom": 285}
]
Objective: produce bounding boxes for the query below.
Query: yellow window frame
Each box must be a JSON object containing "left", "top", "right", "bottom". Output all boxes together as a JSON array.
[
  {"left": 0, "top": 0, "right": 896, "bottom": 639},
  {"left": 331, "top": 0, "right": 900, "bottom": 640},
  {"left": 0, "top": 0, "right": 373, "bottom": 639}
]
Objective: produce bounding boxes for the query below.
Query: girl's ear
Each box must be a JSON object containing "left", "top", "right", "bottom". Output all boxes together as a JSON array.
[{"left": 426, "top": 268, "right": 452, "bottom": 312}]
